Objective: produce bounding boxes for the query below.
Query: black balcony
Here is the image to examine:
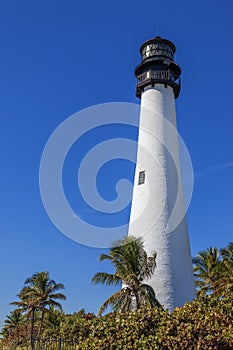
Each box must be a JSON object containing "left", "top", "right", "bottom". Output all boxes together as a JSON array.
[{"left": 136, "top": 69, "right": 181, "bottom": 99}]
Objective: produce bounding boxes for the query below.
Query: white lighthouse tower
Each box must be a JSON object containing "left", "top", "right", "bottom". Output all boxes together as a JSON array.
[{"left": 128, "top": 36, "right": 195, "bottom": 310}]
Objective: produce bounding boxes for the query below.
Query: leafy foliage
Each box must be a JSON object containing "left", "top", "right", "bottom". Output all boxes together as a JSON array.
[
  {"left": 7, "top": 271, "right": 66, "bottom": 348},
  {"left": 92, "top": 235, "right": 161, "bottom": 315},
  {"left": 193, "top": 242, "right": 233, "bottom": 296},
  {"left": 220, "top": 242, "right": 233, "bottom": 293},
  {"left": 1, "top": 309, "right": 26, "bottom": 335},
  {"left": 73, "top": 293, "right": 233, "bottom": 350},
  {"left": 4, "top": 294, "right": 231, "bottom": 349},
  {"left": 42, "top": 309, "right": 95, "bottom": 341},
  {"left": 193, "top": 246, "right": 223, "bottom": 294},
  {"left": 1, "top": 242, "right": 233, "bottom": 349}
]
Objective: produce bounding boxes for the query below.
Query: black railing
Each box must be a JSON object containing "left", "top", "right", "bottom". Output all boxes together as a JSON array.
[
  {"left": 136, "top": 69, "right": 181, "bottom": 99},
  {"left": 137, "top": 70, "right": 173, "bottom": 84},
  {"left": 34, "top": 338, "right": 77, "bottom": 350}
]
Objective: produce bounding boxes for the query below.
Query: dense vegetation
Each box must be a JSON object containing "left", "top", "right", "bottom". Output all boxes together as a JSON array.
[{"left": 1, "top": 240, "right": 233, "bottom": 349}]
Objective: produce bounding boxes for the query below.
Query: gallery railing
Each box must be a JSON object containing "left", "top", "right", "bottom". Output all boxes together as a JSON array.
[
  {"left": 137, "top": 70, "right": 173, "bottom": 84},
  {"left": 136, "top": 69, "right": 181, "bottom": 98}
]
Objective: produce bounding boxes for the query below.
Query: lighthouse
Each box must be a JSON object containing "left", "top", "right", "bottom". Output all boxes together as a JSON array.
[{"left": 128, "top": 36, "right": 195, "bottom": 310}]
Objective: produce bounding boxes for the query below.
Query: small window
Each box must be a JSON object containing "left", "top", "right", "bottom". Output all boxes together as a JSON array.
[{"left": 138, "top": 170, "right": 145, "bottom": 185}]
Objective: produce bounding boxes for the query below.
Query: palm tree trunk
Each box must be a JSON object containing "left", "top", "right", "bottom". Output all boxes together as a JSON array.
[
  {"left": 30, "top": 307, "right": 35, "bottom": 350},
  {"left": 37, "top": 308, "right": 45, "bottom": 340},
  {"left": 134, "top": 291, "right": 140, "bottom": 310}
]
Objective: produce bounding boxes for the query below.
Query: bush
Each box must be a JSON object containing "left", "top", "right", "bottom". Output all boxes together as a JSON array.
[
  {"left": 2, "top": 294, "right": 232, "bottom": 349},
  {"left": 74, "top": 294, "right": 233, "bottom": 350}
]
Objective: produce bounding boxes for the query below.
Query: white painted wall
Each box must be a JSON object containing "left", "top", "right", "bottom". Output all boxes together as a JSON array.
[{"left": 128, "top": 84, "right": 195, "bottom": 311}]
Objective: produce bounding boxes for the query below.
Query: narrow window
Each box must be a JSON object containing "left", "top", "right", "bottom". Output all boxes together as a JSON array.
[{"left": 138, "top": 170, "right": 145, "bottom": 185}]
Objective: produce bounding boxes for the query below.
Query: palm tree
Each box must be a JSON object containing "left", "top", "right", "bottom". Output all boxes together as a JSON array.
[
  {"left": 192, "top": 246, "right": 223, "bottom": 295},
  {"left": 1, "top": 309, "right": 28, "bottom": 348},
  {"left": 1, "top": 309, "right": 26, "bottom": 335},
  {"left": 24, "top": 272, "right": 66, "bottom": 339},
  {"left": 44, "top": 307, "right": 64, "bottom": 330},
  {"left": 11, "top": 287, "right": 38, "bottom": 350},
  {"left": 11, "top": 271, "right": 66, "bottom": 348},
  {"left": 92, "top": 235, "right": 161, "bottom": 315},
  {"left": 220, "top": 242, "right": 233, "bottom": 292}
]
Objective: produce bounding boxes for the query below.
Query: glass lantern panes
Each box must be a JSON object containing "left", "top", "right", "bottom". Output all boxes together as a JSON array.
[{"left": 142, "top": 43, "right": 174, "bottom": 60}]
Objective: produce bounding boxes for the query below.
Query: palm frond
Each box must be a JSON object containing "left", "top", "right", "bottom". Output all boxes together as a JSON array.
[
  {"left": 140, "top": 284, "right": 162, "bottom": 308},
  {"left": 97, "top": 287, "right": 132, "bottom": 316},
  {"left": 92, "top": 272, "right": 121, "bottom": 287}
]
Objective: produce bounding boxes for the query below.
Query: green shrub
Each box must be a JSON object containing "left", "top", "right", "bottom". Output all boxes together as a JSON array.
[
  {"left": 75, "top": 294, "right": 233, "bottom": 350},
  {"left": 2, "top": 294, "right": 233, "bottom": 349}
]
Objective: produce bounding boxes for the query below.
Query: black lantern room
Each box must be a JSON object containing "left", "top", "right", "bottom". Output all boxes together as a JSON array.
[{"left": 135, "top": 36, "right": 181, "bottom": 99}]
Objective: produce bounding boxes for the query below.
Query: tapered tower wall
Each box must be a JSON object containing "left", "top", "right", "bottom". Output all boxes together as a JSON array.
[{"left": 128, "top": 37, "right": 195, "bottom": 310}]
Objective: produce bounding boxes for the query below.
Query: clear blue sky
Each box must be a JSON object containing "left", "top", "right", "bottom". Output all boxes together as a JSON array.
[{"left": 1, "top": 0, "right": 233, "bottom": 327}]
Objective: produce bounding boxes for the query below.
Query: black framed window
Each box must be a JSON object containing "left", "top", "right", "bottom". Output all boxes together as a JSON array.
[{"left": 138, "top": 170, "right": 145, "bottom": 185}]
